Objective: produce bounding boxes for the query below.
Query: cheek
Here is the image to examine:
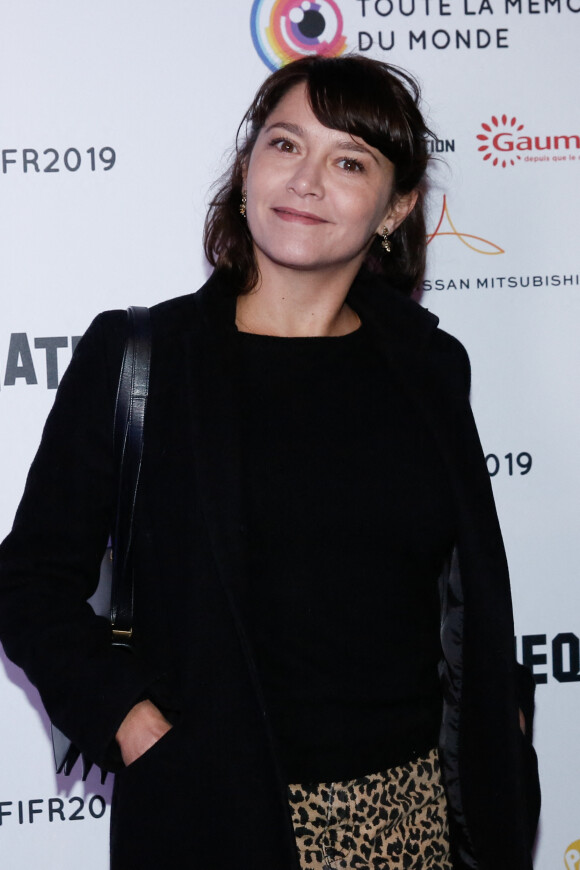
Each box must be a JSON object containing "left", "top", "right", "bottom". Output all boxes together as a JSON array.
[
  {"left": 246, "top": 151, "right": 282, "bottom": 196},
  {"left": 347, "top": 192, "right": 389, "bottom": 235}
]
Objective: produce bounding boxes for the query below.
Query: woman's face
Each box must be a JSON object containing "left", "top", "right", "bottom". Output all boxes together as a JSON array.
[{"left": 244, "top": 82, "right": 406, "bottom": 280}]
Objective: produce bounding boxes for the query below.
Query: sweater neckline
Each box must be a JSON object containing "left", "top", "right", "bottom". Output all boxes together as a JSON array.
[{"left": 235, "top": 323, "right": 364, "bottom": 345}]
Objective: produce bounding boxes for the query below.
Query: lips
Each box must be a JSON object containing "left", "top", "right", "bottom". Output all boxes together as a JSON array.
[{"left": 272, "top": 207, "right": 328, "bottom": 225}]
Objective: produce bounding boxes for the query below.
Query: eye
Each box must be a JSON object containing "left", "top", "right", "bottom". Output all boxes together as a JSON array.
[
  {"left": 269, "top": 137, "right": 298, "bottom": 153},
  {"left": 337, "top": 157, "right": 365, "bottom": 173}
]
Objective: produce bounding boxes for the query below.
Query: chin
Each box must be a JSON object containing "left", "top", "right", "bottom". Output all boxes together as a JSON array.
[
  {"left": 260, "top": 243, "right": 355, "bottom": 271},
  {"left": 268, "top": 255, "right": 337, "bottom": 272}
]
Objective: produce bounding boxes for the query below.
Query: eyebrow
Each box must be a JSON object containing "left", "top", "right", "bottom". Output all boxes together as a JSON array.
[{"left": 264, "top": 121, "right": 380, "bottom": 164}]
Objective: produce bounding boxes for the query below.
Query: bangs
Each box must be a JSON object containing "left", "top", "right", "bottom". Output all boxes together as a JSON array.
[
  {"left": 306, "top": 58, "right": 413, "bottom": 166},
  {"left": 246, "top": 56, "right": 429, "bottom": 190}
]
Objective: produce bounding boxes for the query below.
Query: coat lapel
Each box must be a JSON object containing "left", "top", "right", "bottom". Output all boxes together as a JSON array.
[
  {"left": 351, "top": 274, "right": 527, "bottom": 866},
  {"left": 184, "top": 272, "right": 249, "bottom": 610}
]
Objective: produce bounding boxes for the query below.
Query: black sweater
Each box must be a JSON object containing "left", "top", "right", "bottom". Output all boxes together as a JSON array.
[{"left": 237, "top": 325, "right": 455, "bottom": 782}]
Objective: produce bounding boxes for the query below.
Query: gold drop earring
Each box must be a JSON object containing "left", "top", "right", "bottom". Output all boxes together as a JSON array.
[
  {"left": 240, "top": 191, "right": 247, "bottom": 218},
  {"left": 381, "top": 225, "right": 391, "bottom": 253}
]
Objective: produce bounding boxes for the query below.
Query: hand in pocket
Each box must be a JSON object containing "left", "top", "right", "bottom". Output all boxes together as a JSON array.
[{"left": 116, "top": 699, "right": 173, "bottom": 766}]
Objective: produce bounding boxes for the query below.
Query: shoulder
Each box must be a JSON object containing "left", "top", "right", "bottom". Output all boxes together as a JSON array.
[
  {"left": 60, "top": 292, "right": 199, "bottom": 407},
  {"left": 71, "top": 269, "right": 238, "bottom": 394},
  {"left": 80, "top": 290, "right": 202, "bottom": 354},
  {"left": 148, "top": 292, "right": 200, "bottom": 332},
  {"left": 349, "top": 271, "right": 472, "bottom": 398},
  {"left": 428, "top": 327, "right": 472, "bottom": 397},
  {"left": 145, "top": 270, "right": 237, "bottom": 340}
]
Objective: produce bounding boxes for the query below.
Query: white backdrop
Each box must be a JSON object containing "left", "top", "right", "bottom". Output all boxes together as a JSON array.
[{"left": 1, "top": 1, "right": 578, "bottom": 867}]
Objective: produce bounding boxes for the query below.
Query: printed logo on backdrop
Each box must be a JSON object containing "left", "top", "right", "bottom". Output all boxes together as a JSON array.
[
  {"left": 251, "top": 0, "right": 580, "bottom": 67},
  {"left": 565, "top": 840, "right": 580, "bottom": 870},
  {"left": 427, "top": 195, "right": 504, "bottom": 255},
  {"left": 0, "top": 334, "right": 81, "bottom": 391},
  {"left": 355, "top": 0, "right": 580, "bottom": 53},
  {"left": 422, "top": 196, "right": 580, "bottom": 293},
  {"left": 250, "top": 0, "right": 347, "bottom": 70},
  {"left": 515, "top": 632, "right": 580, "bottom": 684},
  {"left": 1, "top": 147, "right": 116, "bottom": 176},
  {"left": 422, "top": 272, "right": 580, "bottom": 291},
  {"left": 0, "top": 794, "right": 107, "bottom": 826},
  {"left": 477, "top": 115, "right": 580, "bottom": 167}
]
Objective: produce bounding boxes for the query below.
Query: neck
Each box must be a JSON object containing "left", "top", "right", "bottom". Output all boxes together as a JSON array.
[{"left": 236, "top": 259, "right": 363, "bottom": 337}]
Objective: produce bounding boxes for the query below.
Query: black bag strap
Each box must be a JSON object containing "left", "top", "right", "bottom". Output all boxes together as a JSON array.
[
  {"left": 52, "top": 306, "right": 151, "bottom": 780},
  {"left": 110, "top": 305, "right": 151, "bottom": 647}
]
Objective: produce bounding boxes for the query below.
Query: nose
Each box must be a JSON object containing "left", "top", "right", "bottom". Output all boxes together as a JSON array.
[{"left": 286, "top": 156, "right": 324, "bottom": 198}]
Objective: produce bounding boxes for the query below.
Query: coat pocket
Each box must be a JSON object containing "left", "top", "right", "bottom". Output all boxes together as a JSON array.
[{"left": 121, "top": 715, "right": 183, "bottom": 776}]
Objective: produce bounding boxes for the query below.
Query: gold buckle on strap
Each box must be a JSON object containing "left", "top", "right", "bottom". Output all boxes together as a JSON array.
[{"left": 111, "top": 628, "right": 133, "bottom": 640}]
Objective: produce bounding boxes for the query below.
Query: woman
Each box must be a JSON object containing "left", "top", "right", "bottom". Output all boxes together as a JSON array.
[{"left": 0, "top": 55, "right": 539, "bottom": 869}]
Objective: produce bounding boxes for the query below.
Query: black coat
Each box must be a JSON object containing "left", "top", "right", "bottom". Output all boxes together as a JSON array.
[{"left": 0, "top": 269, "right": 540, "bottom": 869}]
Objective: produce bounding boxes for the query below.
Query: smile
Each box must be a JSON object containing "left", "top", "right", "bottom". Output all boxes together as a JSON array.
[{"left": 272, "top": 207, "right": 329, "bottom": 225}]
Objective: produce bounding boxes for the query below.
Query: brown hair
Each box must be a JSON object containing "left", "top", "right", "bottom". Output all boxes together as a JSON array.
[{"left": 204, "top": 54, "right": 432, "bottom": 296}]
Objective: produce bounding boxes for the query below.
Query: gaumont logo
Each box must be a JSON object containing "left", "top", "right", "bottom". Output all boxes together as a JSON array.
[
  {"left": 477, "top": 114, "right": 580, "bottom": 168},
  {"left": 565, "top": 841, "right": 580, "bottom": 870},
  {"left": 251, "top": 0, "right": 347, "bottom": 71}
]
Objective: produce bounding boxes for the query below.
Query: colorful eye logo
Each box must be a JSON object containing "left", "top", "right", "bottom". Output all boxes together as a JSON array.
[{"left": 251, "top": 0, "right": 347, "bottom": 71}]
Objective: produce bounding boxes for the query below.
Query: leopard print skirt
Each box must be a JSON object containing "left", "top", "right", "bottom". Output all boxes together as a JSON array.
[{"left": 287, "top": 747, "right": 452, "bottom": 870}]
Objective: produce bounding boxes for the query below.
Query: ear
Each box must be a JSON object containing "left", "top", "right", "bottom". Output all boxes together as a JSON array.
[{"left": 376, "top": 189, "right": 419, "bottom": 236}]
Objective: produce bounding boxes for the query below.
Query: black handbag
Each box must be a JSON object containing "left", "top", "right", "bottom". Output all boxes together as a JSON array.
[{"left": 51, "top": 305, "right": 151, "bottom": 780}]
